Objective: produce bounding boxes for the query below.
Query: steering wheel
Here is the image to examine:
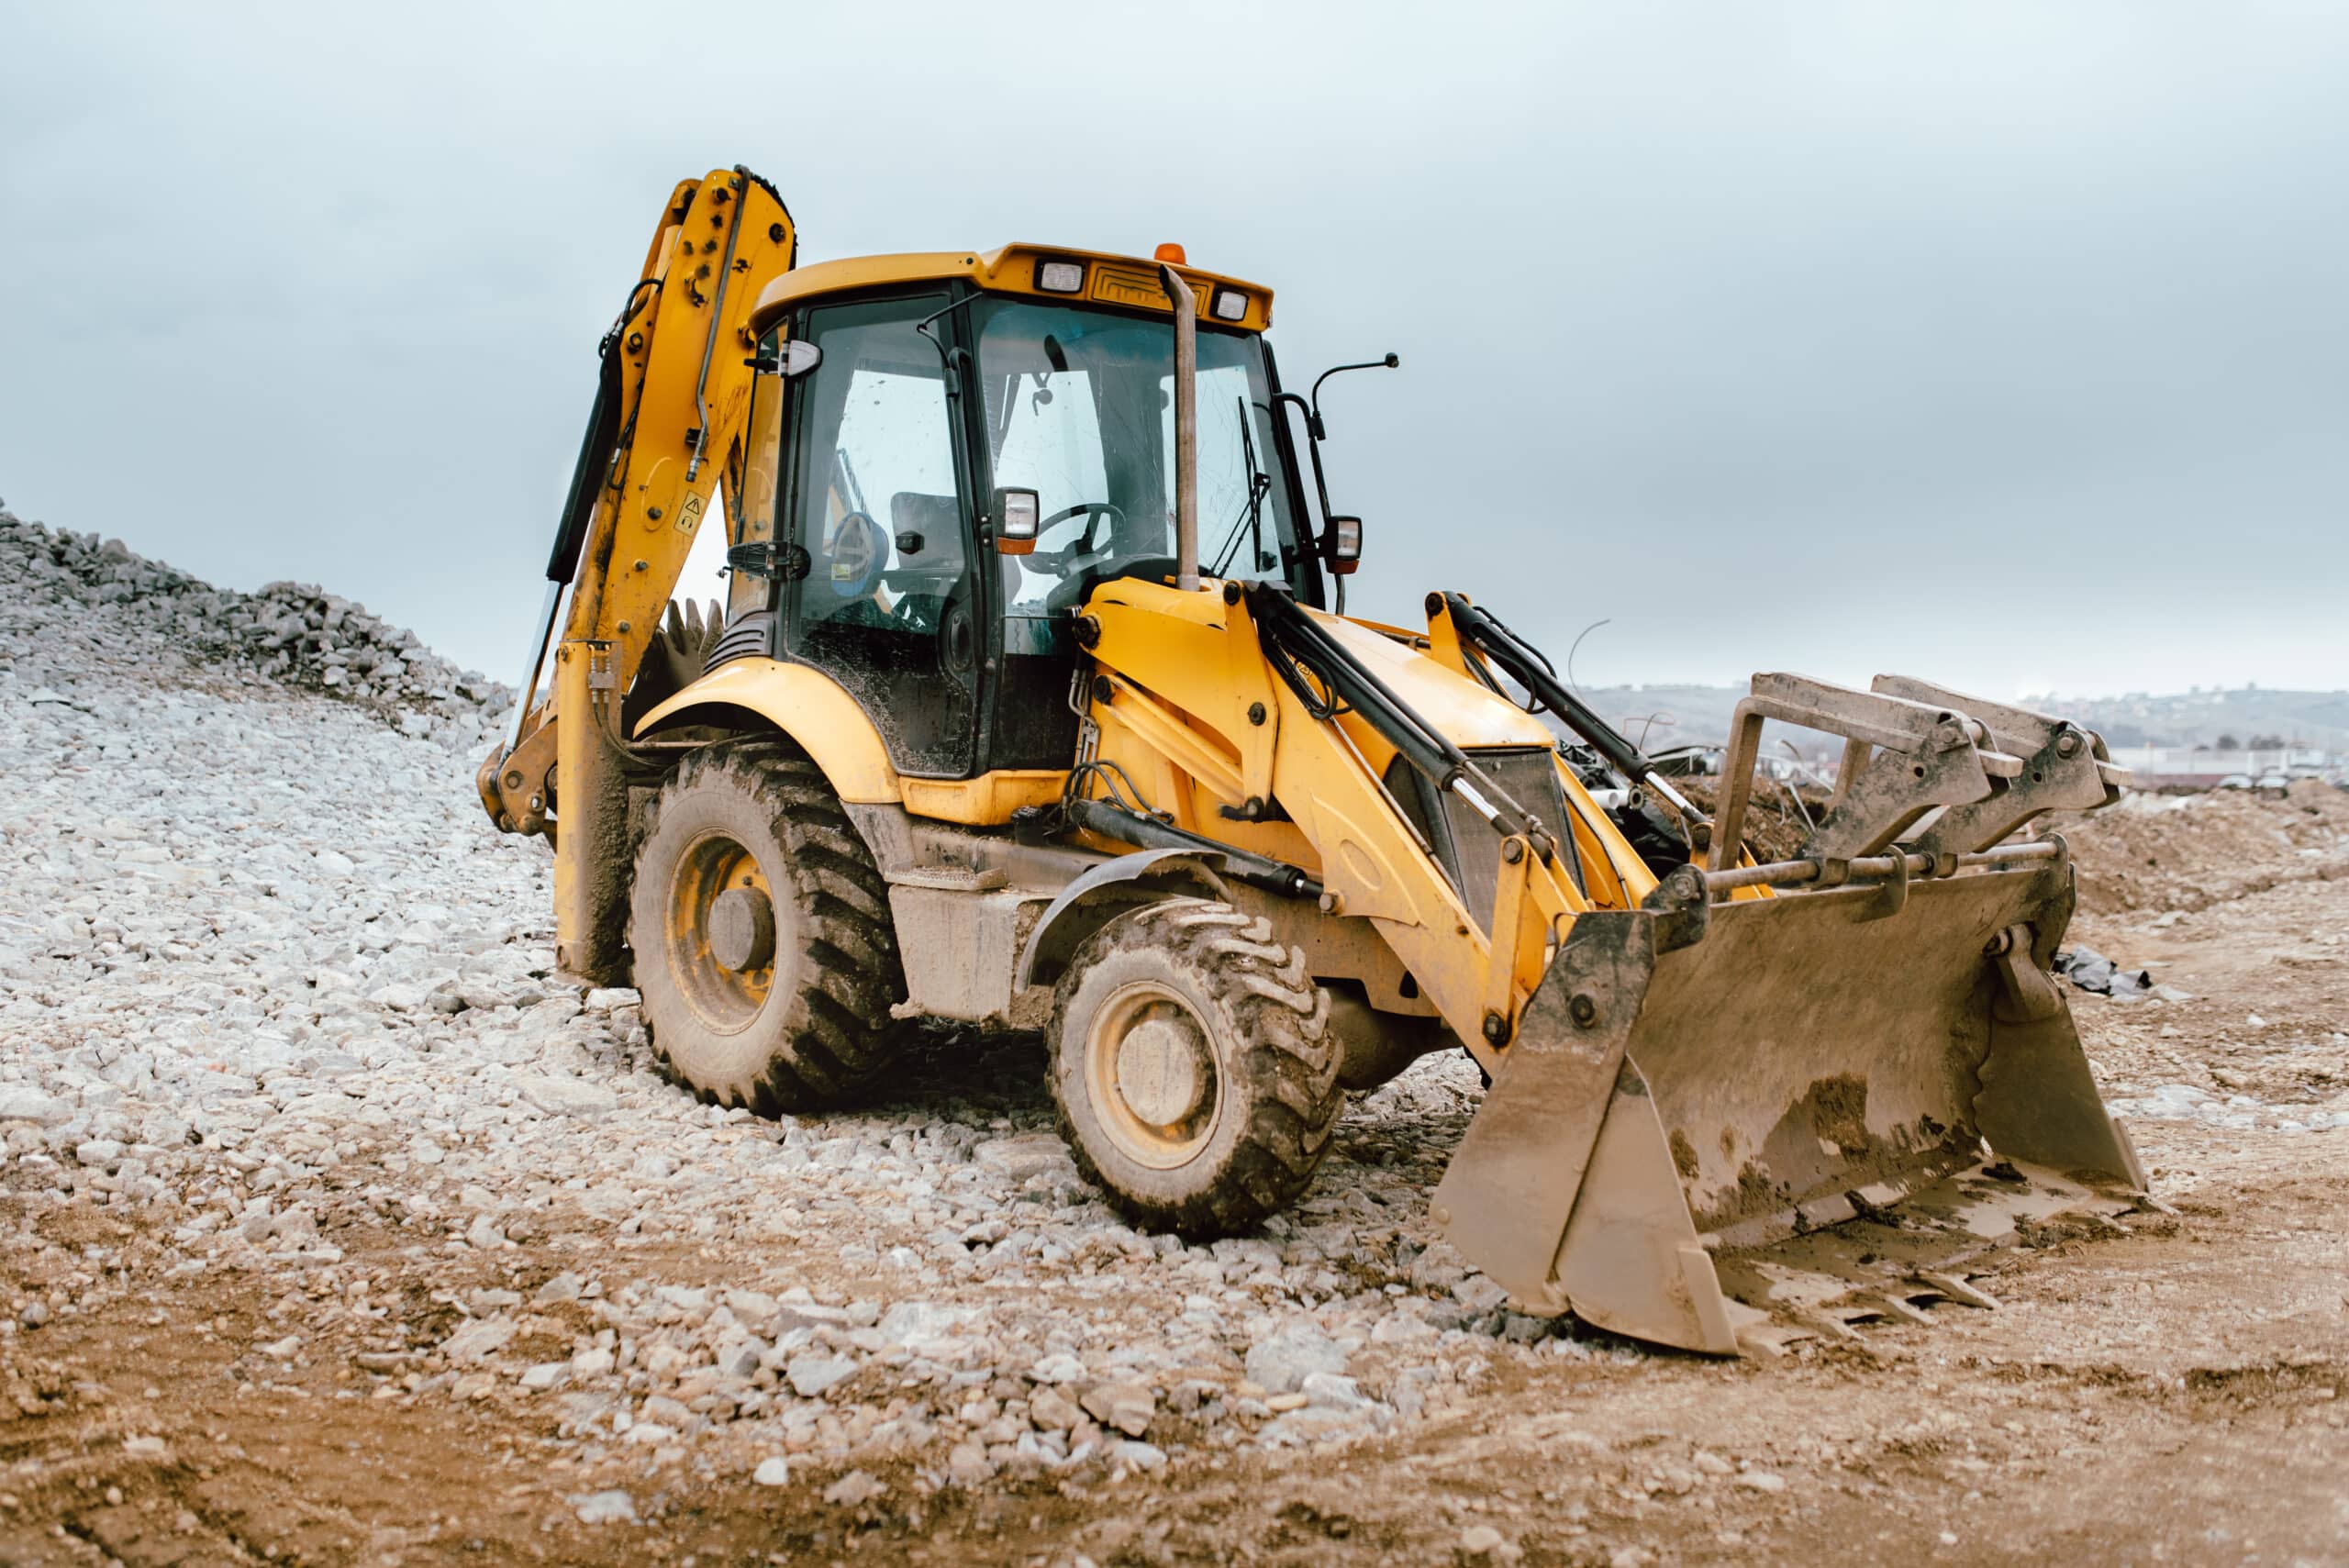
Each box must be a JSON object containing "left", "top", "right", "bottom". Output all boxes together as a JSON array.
[
  {"left": 1029, "top": 501, "right": 1127, "bottom": 569},
  {"left": 821, "top": 511, "right": 888, "bottom": 600},
  {"left": 1041, "top": 553, "right": 1182, "bottom": 616}
]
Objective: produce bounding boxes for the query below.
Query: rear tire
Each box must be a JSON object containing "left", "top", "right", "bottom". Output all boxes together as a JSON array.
[
  {"left": 629, "top": 739, "right": 904, "bottom": 1112},
  {"left": 1048, "top": 898, "right": 1342, "bottom": 1236}
]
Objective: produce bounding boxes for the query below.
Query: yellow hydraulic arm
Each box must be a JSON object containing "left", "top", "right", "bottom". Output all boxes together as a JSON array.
[
  {"left": 1075, "top": 575, "right": 1750, "bottom": 1350},
  {"left": 1078, "top": 580, "right": 1599, "bottom": 1074},
  {"left": 476, "top": 166, "right": 797, "bottom": 979}
]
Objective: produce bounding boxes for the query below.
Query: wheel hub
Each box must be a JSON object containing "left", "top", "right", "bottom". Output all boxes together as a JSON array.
[
  {"left": 1085, "top": 982, "right": 1222, "bottom": 1170},
  {"left": 707, "top": 885, "right": 776, "bottom": 973},
  {"left": 1114, "top": 1015, "right": 1208, "bottom": 1125}
]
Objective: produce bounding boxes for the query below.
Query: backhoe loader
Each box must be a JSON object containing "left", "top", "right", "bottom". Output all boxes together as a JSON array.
[{"left": 479, "top": 166, "right": 2149, "bottom": 1353}]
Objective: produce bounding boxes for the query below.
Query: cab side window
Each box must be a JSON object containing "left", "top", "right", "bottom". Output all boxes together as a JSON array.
[{"left": 783, "top": 296, "right": 977, "bottom": 775}]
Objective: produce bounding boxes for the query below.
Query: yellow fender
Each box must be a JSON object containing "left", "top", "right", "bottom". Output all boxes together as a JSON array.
[{"left": 633, "top": 657, "right": 901, "bottom": 805}]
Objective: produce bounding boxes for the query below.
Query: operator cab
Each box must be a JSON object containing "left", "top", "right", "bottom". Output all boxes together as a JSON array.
[{"left": 729, "top": 249, "right": 1327, "bottom": 780}]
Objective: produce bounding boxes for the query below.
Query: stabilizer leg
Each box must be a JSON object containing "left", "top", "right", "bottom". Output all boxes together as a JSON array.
[{"left": 551, "top": 639, "right": 633, "bottom": 985}]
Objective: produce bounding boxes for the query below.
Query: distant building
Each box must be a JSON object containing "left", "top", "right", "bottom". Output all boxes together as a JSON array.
[{"left": 2106, "top": 746, "right": 2337, "bottom": 787}]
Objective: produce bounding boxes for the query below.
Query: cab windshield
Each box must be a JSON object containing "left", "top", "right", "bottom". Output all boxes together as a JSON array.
[{"left": 971, "top": 298, "right": 1304, "bottom": 620}]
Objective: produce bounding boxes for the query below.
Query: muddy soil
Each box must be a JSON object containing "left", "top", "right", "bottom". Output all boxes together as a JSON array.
[
  {"left": 3, "top": 511, "right": 2343, "bottom": 1564},
  {"left": 5, "top": 865, "right": 2344, "bottom": 1566}
]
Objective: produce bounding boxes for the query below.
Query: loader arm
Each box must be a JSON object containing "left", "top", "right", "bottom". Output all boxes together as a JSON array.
[
  {"left": 1080, "top": 582, "right": 1602, "bottom": 1078},
  {"left": 1077, "top": 578, "right": 1743, "bottom": 1347},
  {"left": 1079, "top": 575, "right": 2143, "bottom": 1355},
  {"left": 476, "top": 167, "right": 797, "bottom": 978}
]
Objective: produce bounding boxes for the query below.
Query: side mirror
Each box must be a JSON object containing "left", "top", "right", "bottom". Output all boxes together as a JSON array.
[
  {"left": 1325, "top": 516, "right": 1363, "bottom": 575},
  {"left": 726, "top": 540, "right": 810, "bottom": 581},
  {"left": 994, "top": 487, "right": 1041, "bottom": 557},
  {"left": 747, "top": 338, "right": 824, "bottom": 378},
  {"left": 1308, "top": 353, "right": 1400, "bottom": 437}
]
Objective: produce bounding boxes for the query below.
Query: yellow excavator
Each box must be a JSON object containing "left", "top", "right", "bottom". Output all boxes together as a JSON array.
[{"left": 479, "top": 167, "right": 2148, "bottom": 1353}]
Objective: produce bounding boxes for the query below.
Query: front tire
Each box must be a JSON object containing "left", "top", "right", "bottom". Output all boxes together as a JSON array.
[
  {"left": 629, "top": 740, "right": 904, "bottom": 1112},
  {"left": 1048, "top": 898, "right": 1343, "bottom": 1236}
]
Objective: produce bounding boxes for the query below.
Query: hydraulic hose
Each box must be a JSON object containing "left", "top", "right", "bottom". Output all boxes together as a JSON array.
[
  {"left": 1063, "top": 797, "right": 1321, "bottom": 900},
  {"left": 1245, "top": 584, "right": 1555, "bottom": 853},
  {"left": 1440, "top": 593, "right": 1708, "bottom": 824}
]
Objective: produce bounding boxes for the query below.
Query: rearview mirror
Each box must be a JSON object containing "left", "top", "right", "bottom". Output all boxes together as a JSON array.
[
  {"left": 778, "top": 339, "right": 822, "bottom": 377},
  {"left": 726, "top": 539, "right": 810, "bottom": 581},
  {"left": 1308, "top": 353, "right": 1399, "bottom": 437},
  {"left": 749, "top": 338, "right": 824, "bottom": 378}
]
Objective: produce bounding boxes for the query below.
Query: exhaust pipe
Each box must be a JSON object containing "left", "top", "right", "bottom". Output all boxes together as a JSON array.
[{"left": 1161, "top": 262, "right": 1198, "bottom": 591}]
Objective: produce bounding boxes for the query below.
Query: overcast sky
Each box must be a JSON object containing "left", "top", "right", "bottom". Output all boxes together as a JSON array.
[{"left": 4, "top": 2, "right": 2344, "bottom": 702}]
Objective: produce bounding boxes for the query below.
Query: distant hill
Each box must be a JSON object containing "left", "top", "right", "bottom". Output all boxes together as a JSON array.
[
  {"left": 2016, "top": 687, "right": 2349, "bottom": 751},
  {"left": 1562, "top": 683, "right": 2349, "bottom": 759}
]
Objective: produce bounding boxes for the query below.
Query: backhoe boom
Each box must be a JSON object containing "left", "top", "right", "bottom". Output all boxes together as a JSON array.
[{"left": 477, "top": 167, "right": 797, "bottom": 978}]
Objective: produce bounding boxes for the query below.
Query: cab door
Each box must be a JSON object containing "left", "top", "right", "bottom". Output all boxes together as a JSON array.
[{"left": 779, "top": 293, "right": 982, "bottom": 776}]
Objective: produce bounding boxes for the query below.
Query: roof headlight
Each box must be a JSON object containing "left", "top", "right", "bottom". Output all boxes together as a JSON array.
[
  {"left": 1211, "top": 288, "right": 1250, "bottom": 322},
  {"left": 1036, "top": 260, "right": 1085, "bottom": 294},
  {"left": 1326, "top": 515, "right": 1363, "bottom": 574},
  {"left": 994, "top": 487, "right": 1041, "bottom": 556}
]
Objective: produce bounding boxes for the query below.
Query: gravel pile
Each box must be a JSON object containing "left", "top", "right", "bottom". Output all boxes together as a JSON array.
[
  {"left": 0, "top": 500, "right": 509, "bottom": 745},
  {"left": 0, "top": 506, "right": 1619, "bottom": 1507}
]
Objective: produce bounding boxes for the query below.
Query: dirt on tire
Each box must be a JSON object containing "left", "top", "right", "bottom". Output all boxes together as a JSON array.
[
  {"left": 1049, "top": 897, "right": 1344, "bottom": 1238},
  {"left": 630, "top": 737, "right": 907, "bottom": 1111}
]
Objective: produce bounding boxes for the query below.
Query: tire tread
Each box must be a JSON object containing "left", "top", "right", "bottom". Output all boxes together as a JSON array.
[
  {"left": 630, "top": 738, "right": 905, "bottom": 1114},
  {"left": 1048, "top": 897, "right": 1343, "bottom": 1238}
]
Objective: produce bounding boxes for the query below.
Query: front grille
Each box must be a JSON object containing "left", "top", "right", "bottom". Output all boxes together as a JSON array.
[
  {"left": 704, "top": 609, "right": 774, "bottom": 673},
  {"left": 1383, "top": 745, "right": 1585, "bottom": 933}
]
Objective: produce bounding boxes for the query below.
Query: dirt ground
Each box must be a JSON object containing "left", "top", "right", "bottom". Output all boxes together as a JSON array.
[{"left": 6, "top": 843, "right": 2346, "bottom": 1566}]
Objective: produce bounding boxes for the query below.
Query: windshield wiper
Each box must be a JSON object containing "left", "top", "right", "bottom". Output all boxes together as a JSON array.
[
  {"left": 1208, "top": 473, "right": 1271, "bottom": 578},
  {"left": 1208, "top": 395, "right": 1272, "bottom": 578}
]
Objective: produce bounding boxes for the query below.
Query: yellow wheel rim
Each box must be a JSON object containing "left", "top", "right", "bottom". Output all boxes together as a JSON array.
[
  {"left": 1085, "top": 979, "right": 1221, "bottom": 1170},
  {"left": 664, "top": 829, "right": 774, "bottom": 1032}
]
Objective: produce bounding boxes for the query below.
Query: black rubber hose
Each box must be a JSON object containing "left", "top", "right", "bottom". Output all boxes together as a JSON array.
[
  {"left": 545, "top": 340, "right": 623, "bottom": 584},
  {"left": 1244, "top": 584, "right": 1553, "bottom": 851},
  {"left": 1442, "top": 593, "right": 1653, "bottom": 784},
  {"left": 1064, "top": 797, "right": 1321, "bottom": 901},
  {"left": 1248, "top": 584, "right": 1467, "bottom": 789}
]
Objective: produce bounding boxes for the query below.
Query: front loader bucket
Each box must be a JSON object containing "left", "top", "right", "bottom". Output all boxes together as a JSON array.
[{"left": 1431, "top": 851, "right": 2144, "bottom": 1355}]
